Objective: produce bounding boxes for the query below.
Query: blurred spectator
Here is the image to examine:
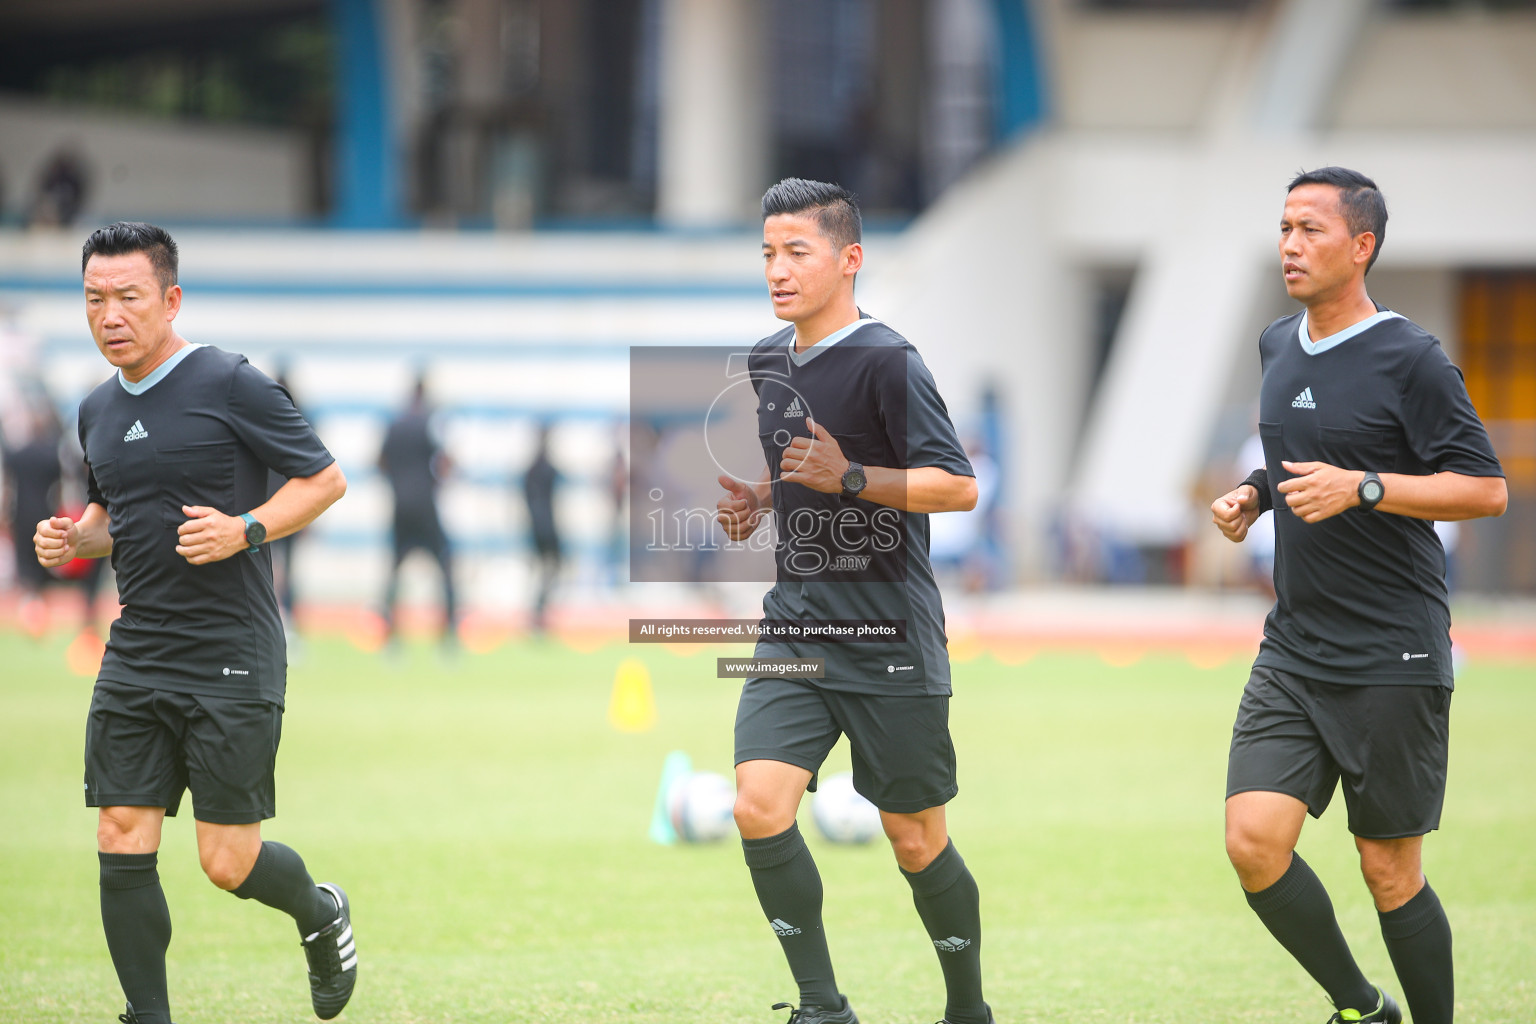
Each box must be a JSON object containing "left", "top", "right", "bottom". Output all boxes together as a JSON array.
[
  {"left": 28, "top": 147, "right": 91, "bottom": 229},
  {"left": 1434, "top": 520, "right": 1460, "bottom": 592},
  {"left": 379, "top": 375, "right": 457, "bottom": 649},
  {"left": 606, "top": 418, "right": 628, "bottom": 588},
  {"left": 1, "top": 391, "right": 107, "bottom": 637},
  {"left": 523, "top": 422, "right": 563, "bottom": 634},
  {"left": 930, "top": 436, "right": 1000, "bottom": 592},
  {"left": 2, "top": 396, "right": 64, "bottom": 634}
]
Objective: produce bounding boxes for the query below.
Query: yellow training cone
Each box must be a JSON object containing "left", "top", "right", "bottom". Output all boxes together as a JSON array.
[{"left": 609, "top": 658, "right": 657, "bottom": 733}]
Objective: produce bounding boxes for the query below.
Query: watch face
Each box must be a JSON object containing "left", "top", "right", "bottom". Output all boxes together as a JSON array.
[
  {"left": 844, "top": 469, "right": 866, "bottom": 492},
  {"left": 245, "top": 518, "right": 267, "bottom": 545},
  {"left": 1362, "top": 480, "right": 1384, "bottom": 504}
]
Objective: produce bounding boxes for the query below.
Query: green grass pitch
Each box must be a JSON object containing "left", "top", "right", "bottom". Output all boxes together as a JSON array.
[{"left": 2, "top": 630, "right": 1532, "bottom": 1022}]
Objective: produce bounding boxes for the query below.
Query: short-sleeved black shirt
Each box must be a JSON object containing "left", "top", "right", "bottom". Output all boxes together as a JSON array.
[
  {"left": 379, "top": 406, "right": 442, "bottom": 520},
  {"left": 747, "top": 317, "right": 974, "bottom": 696},
  {"left": 1248, "top": 308, "right": 1503, "bottom": 688},
  {"left": 79, "top": 344, "right": 335, "bottom": 704}
]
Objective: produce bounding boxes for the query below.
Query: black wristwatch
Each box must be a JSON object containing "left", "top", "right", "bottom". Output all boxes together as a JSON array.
[
  {"left": 840, "top": 461, "right": 867, "bottom": 499},
  {"left": 1357, "top": 472, "right": 1385, "bottom": 512},
  {"left": 240, "top": 512, "right": 267, "bottom": 551}
]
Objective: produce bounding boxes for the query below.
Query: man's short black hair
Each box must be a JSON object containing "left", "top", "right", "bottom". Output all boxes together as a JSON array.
[
  {"left": 1287, "top": 167, "right": 1388, "bottom": 272},
  {"left": 81, "top": 222, "right": 179, "bottom": 291},
  {"left": 761, "top": 177, "right": 862, "bottom": 250}
]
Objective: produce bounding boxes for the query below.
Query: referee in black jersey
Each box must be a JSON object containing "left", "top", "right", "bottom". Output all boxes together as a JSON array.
[
  {"left": 34, "top": 223, "right": 356, "bottom": 1024},
  {"left": 715, "top": 179, "right": 989, "bottom": 1024},
  {"left": 1212, "top": 169, "right": 1507, "bottom": 1024}
]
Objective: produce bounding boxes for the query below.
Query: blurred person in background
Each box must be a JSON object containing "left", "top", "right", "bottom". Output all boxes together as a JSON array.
[
  {"left": 929, "top": 436, "right": 999, "bottom": 593},
  {"left": 35, "top": 221, "right": 354, "bottom": 1024},
  {"left": 379, "top": 374, "right": 458, "bottom": 650},
  {"left": 2, "top": 392, "right": 65, "bottom": 635},
  {"left": 29, "top": 146, "right": 91, "bottom": 229},
  {"left": 1212, "top": 169, "right": 1507, "bottom": 1024},
  {"left": 522, "top": 421, "right": 563, "bottom": 634},
  {"left": 606, "top": 417, "right": 628, "bottom": 588}
]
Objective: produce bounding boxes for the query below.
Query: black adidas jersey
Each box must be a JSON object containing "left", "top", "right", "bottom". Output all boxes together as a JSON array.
[
  {"left": 79, "top": 345, "right": 334, "bottom": 704},
  {"left": 1248, "top": 308, "right": 1502, "bottom": 688},
  {"left": 747, "top": 317, "right": 973, "bottom": 695}
]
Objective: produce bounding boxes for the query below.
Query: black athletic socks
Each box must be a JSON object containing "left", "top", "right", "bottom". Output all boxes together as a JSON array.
[
  {"left": 231, "top": 841, "right": 338, "bottom": 937},
  {"left": 1245, "top": 853, "right": 1378, "bottom": 1012},
  {"left": 742, "top": 823, "right": 842, "bottom": 1010},
  {"left": 1379, "top": 881, "right": 1453, "bottom": 1024},
  {"left": 901, "top": 840, "right": 987, "bottom": 1024},
  {"left": 99, "top": 852, "right": 172, "bottom": 1024}
]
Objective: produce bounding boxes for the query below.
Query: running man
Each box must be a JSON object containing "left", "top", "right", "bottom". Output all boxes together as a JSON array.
[
  {"left": 717, "top": 179, "right": 990, "bottom": 1024},
  {"left": 1213, "top": 168, "right": 1506, "bottom": 1024},
  {"left": 36, "top": 222, "right": 356, "bottom": 1023}
]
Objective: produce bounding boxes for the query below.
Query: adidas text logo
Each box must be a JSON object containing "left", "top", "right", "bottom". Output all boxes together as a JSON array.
[
  {"left": 123, "top": 420, "right": 149, "bottom": 442},
  {"left": 770, "top": 918, "right": 802, "bottom": 936},
  {"left": 934, "top": 936, "right": 972, "bottom": 953},
  {"left": 782, "top": 397, "right": 805, "bottom": 419},
  {"left": 1291, "top": 387, "right": 1316, "bottom": 410}
]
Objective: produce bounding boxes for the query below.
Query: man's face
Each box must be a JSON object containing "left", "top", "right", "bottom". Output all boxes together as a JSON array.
[
  {"left": 84, "top": 252, "right": 181, "bottom": 382},
  {"left": 762, "top": 212, "right": 860, "bottom": 324},
  {"left": 1278, "top": 184, "right": 1375, "bottom": 304}
]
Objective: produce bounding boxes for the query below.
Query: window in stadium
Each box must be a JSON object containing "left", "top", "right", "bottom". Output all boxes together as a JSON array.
[{"left": 1459, "top": 270, "right": 1536, "bottom": 592}]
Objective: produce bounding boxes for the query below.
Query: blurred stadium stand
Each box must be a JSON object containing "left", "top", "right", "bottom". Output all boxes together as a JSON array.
[{"left": 2, "top": 0, "right": 1534, "bottom": 609}]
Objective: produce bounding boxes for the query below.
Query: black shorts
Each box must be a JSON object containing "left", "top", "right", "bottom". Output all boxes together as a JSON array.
[
  {"left": 84, "top": 680, "right": 283, "bottom": 825},
  {"left": 1226, "top": 665, "right": 1451, "bottom": 839},
  {"left": 734, "top": 676, "right": 957, "bottom": 814}
]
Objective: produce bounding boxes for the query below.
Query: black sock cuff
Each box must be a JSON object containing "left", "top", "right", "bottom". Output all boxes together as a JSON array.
[
  {"left": 742, "top": 822, "right": 807, "bottom": 870},
  {"left": 1245, "top": 852, "right": 1318, "bottom": 915},
  {"left": 901, "top": 839, "right": 966, "bottom": 897},
  {"left": 231, "top": 841, "right": 278, "bottom": 901},
  {"left": 99, "top": 851, "right": 158, "bottom": 890},
  {"left": 1379, "top": 880, "right": 1445, "bottom": 939}
]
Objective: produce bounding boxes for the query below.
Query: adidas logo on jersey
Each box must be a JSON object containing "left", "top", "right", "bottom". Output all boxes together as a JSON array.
[
  {"left": 123, "top": 419, "right": 149, "bottom": 442},
  {"left": 782, "top": 397, "right": 804, "bottom": 420},
  {"left": 1291, "top": 387, "right": 1316, "bottom": 410},
  {"left": 933, "top": 936, "right": 972, "bottom": 953},
  {"left": 770, "top": 918, "right": 802, "bottom": 936}
]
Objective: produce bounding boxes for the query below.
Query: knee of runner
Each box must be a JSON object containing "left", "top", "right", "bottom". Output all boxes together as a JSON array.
[
  {"left": 885, "top": 830, "right": 934, "bottom": 870},
  {"left": 199, "top": 845, "right": 254, "bottom": 890},
  {"left": 881, "top": 816, "right": 945, "bottom": 870},
  {"left": 97, "top": 809, "right": 152, "bottom": 853},
  {"left": 1223, "top": 819, "right": 1280, "bottom": 875},
  {"left": 732, "top": 789, "right": 787, "bottom": 835},
  {"left": 1357, "top": 846, "right": 1421, "bottom": 901}
]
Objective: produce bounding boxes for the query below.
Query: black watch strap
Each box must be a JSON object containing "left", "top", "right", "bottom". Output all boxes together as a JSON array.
[
  {"left": 840, "top": 461, "right": 866, "bottom": 498},
  {"left": 1358, "top": 471, "right": 1385, "bottom": 511}
]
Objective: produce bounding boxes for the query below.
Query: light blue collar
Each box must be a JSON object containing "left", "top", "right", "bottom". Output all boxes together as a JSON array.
[
  {"left": 118, "top": 343, "right": 203, "bottom": 395},
  {"left": 1297, "top": 309, "right": 1402, "bottom": 356},
  {"left": 789, "top": 317, "right": 878, "bottom": 366}
]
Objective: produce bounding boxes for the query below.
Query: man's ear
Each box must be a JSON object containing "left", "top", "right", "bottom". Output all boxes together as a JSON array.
[
  {"left": 1355, "top": 232, "right": 1377, "bottom": 267},
  {"left": 843, "top": 242, "right": 864, "bottom": 276}
]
